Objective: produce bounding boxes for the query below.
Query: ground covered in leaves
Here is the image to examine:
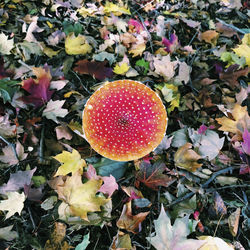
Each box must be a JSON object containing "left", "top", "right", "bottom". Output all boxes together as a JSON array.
[{"left": 0, "top": 0, "right": 249, "bottom": 249}]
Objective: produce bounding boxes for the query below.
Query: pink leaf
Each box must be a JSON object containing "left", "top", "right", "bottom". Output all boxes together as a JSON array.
[
  {"left": 84, "top": 164, "right": 99, "bottom": 180},
  {"left": 162, "top": 33, "right": 179, "bottom": 53},
  {"left": 99, "top": 175, "right": 118, "bottom": 198},
  {"left": 242, "top": 129, "right": 250, "bottom": 155}
]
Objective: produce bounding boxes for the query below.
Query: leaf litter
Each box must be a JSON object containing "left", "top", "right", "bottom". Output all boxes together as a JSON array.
[{"left": 0, "top": 0, "right": 249, "bottom": 249}]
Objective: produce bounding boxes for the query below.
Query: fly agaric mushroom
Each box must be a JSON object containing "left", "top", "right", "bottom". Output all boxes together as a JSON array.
[{"left": 82, "top": 80, "right": 167, "bottom": 161}]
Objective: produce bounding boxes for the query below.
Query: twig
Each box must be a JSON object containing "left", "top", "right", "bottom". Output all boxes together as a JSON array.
[
  {"left": 39, "top": 125, "right": 45, "bottom": 163},
  {"left": 216, "top": 18, "right": 247, "bottom": 35},
  {"left": 71, "top": 70, "right": 91, "bottom": 94},
  {"left": 18, "top": 60, "right": 33, "bottom": 71},
  {"left": 206, "top": 184, "right": 250, "bottom": 193},
  {"left": 166, "top": 165, "right": 240, "bottom": 207},
  {"left": 28, "top": 206, "right": 36, "bottom": 232},
  {"left": 0, "top": 135, "right": 19, "bottom": 162}
]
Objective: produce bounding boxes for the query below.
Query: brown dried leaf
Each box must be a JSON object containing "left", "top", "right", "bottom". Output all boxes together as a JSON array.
[
  {"left": 110, "top": 231, "right": 136, "bottom": 250},
  {"left": 116, "top": 201, "right": 149, "bottom": 234},
  {"left": 174, "top": 143, "right": 203, "bottom": 172},
  {"left": 200, "top": 30, "right": 219, "bottom": 46},
  {"left": 208, "top": 191, "right": 227, "bottom": 218},
  {"left": 228, "top": 208, "right": 241, "bottom": 237}
]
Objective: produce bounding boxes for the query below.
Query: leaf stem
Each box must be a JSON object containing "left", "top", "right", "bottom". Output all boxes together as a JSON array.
[{"left": 216, "top": 18, "right": 247, "bottom": 35}]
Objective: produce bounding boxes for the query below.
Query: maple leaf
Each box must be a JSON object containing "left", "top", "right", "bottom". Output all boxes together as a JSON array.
[
  {"left": 136, "top": 161, "right": 175, "bottom": 190},
  {"left": 42, "top": 100, "right": 68, "bottom": 123},
  {"left": 0, "top": 33, "right": 14, "bottom": 55},
  {"left": 162, "top": 33, "right": 179, "bottom": 53},
  {"left": 0, "top": 114, "right": 18, "bottom": 138},
  {"left": 0, "top": 192, "right": 26, "bottom": 219},
  {"left": 116, "top": 201, "right": 149, "bottom": 233},
  {"left": 54, "top": 149, "right": 86, "bottom": 176},
  {"left": 98, "top": 175, "right": 118, "bottom": 198},
  {"left": 21, "top": 66, "right": 54, "bottom": 108},
  {"left": 0, "top": 168, "right": 36, "bottom": 194},
  {"left": 200, "top": 30, "right": 219, "bottom": 46},
  {"left": 153, "top": 55, "right": 177, "bottom": 80},
  {"left": 233, "top": 44, "right": 250, "bottom": 67},
  {"left": 104, "top": 2, "right": 131, "bottom": 16},
  {"left": 129, "top": 43, "right": 146, "bottom": 57},
  {"left": 113, "top": 62, "right": 130, "bottom": 75},
  {"left": 146, "top": 205, "right": 205, "bottom": 250},
  {"left": 198, "top": 236, "right": 234, "bottom": 250},
  {"left": 174, "top": 143, "right": 203, "bottom": 172},
  {"left": 219, "top": 65, "right": 250, "bottom": 88},
  {"left": 55, "top": 171, "right": 109, "bottom": 220},
  {"left": 111, "top": 231, "right": 135, "bottom": 250},
  {"left": 74, "top": 59, "right": 113, "bottom": 80},
  {"left": 0, "top": 140, "right": 28, "bottom": 165},
  {"left": 216, "top": 104, "right": 250, "bottom": 134},
  {"left": 65, "top": 33, "right": 92, "bottom": 55}
]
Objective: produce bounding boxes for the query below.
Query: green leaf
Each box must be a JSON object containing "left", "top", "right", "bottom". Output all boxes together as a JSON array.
[
  {"left": 0, "top": 79, "right": 19, "bottom": 103},
  {"left": 135, "top": 59, "right": 149, "bottom": 75},
  {"left": 93, "top": 158, "right": 128, "bottom": 180},
  {"left": 75, "top": 233, "right": 90, "bottom": 250}
]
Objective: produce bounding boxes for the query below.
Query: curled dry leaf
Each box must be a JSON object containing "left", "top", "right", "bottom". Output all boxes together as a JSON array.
[
  {"left": 228, "top": 208, "right": 241, "bottom": 237},
  {"left": 116, "top": 201, "right": 149, "bottom": 234},
  {"left": 174, "top": 143, "right": 203, "bottom": 172}
]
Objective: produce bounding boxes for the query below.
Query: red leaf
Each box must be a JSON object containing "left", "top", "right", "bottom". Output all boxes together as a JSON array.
[
  {"left": 135, "top": 161, "right": 175, "bottom": 190},
  {"left": 21, "top": 66, "right": 54, "bottom": 107},
  {"left": 74, "top": 59, "right": 113, "bottom": 81}
]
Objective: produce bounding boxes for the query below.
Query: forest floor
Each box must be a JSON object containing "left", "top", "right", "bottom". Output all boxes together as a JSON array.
[{"left": 0, "top": 0, "right": 249, "bottom": 249}]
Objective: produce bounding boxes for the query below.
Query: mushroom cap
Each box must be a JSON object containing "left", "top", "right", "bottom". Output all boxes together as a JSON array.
[{"left": 82, "top": 80, "right": 167, "bottom": 161}]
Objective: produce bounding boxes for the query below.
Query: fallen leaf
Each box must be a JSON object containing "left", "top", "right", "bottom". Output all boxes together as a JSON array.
[
  {"left": 216, "top": 104, "right": 250, "bottom": 134},
  {"left": 0, "top": 168, "right": 36, "bottom": 194},
  {"left": 198, "top": 236, "right": 234, "bottom": 250},
  {"left": 42, "top": 100, "right": 68, "bottom": 123},
  {"left": 74, "top": 59, "right": 113, "bottom": 80},
  {"left": 113, "top": 62, "right": 130, "bottom": 75},
  {"left": 175, "top": 61, "right": 191, "bottom": 84},
  {"left": 219, "top": 65, "right": 249, "bottom": 88},
  {"left": 98, "top": 175, "right": 118, "bottom": 198},
  {"left": 0, "top": 140, "right": 28, "bottom": 165},
  {"left": 53, "top": 149, "right": 86, "bottom": 176},
  {"left": 174, "top": 143, "right": 203, "bottom": 172},
  {"left": 111, "top": 231, "right": 136, "bottom": 250},
  {"left": 0, "top": 114, "right": 18, "bottom": 138},
  {"left": 116, "top": 201, "right": 149, "bottom": 233},
  {"left": 208, "top": 191, "right": 227, "bottom": 218},
  {"left": 75, "top": 232, "right": 90, "bottom": 250},
  {"left": 104, "top": 2, "right": 131, "bottom": 16},
  {"left": 55, "top": 170, "right": 109, "bottom": 220},
  {"left": 242, "top": 128, "right": 250, "bottom": 155},
  {"left": 21, "top": 66, "right": 54, "bottom": 108},
  {"left": 129, "top": 43, "right": 146, "bottom": 57},
  {"left": 0, "top": 225, "right": 18, "bottom": 241},
  {"left": 136, "top": 160, "right": 175, "bottom": 190},
  {"left": 0, "top": 192, "right": 25, "bottom": 219},
  {"left": 200, "top": 30, "right": 219, "bottom": 46},
  {"left": 65, "top": 33, "right": 92, "bottom": 55},
  {"left": 24, "top": 17, "right": 44, "bottom": 43},
  {"left": 162, "top": 33, "right": 179, "bottom": 53},
  {"left": 146, "top": 204, "right": 205, "bottom": 250},
  {"left": 233, "top": 44, "right": 250, "bottom": 67},
  {"left": 55, "top": 125, "right": 73, "bottom": 140},
  {"left": 0, "top": 33, "right": 14, "bottom": 55},
  {"left": 228, "top": 208, "right": 241, "bottom": 237}
]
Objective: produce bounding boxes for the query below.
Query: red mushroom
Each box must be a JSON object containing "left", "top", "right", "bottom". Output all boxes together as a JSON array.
[{"left": 82, "top": 80, "right": 167, "bottom": 161}]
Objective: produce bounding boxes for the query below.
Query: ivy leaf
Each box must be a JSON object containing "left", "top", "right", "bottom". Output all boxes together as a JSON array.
[
  {"left": 42, "top": 100, "right": 68, "bottom": 123},
  {"left": 146, "top": 205, "right": 205, "bottom": 250},
  {"left": 53, "top": 149, "right": 86, "bottom": 176},
  {"left": 0, "top": 192, "right": 26, "bottom": 219}
]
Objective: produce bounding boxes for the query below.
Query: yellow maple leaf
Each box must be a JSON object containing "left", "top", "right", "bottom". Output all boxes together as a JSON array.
[
  {"left": 242, "top": 33, "right": 250, "bottom": 45},
  {"left": 56, "top": 171, "right": 109, "bottom": 221},
  {"left": 174, "top": 143, "right": 203, "bottom": 172},
  {"left": 233, "top": 44, "right": 250, "bottom": 67},
  {"left": 77, "top": 7, "right": 96, "bottom": 18},
  {"left": 54, "top": 149, "right": 86, "bottom": 176},
  {"left": 216, "top": 104, "right": 250, "bottom": 134},
  {"left": 129, "top": 43, "right": 146, "bottom": 57},
  {"left": 104, "top": 2, "right": 131, "bottom": 16},
  {"left": 113, "top": 63, "right": 130, "bottom": 75},
  {"left": 65, "top": 33, "right": 92, "bottom": 55},
  {"left": 198, "top": 236, "right": 234, "bottom": 250}
]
